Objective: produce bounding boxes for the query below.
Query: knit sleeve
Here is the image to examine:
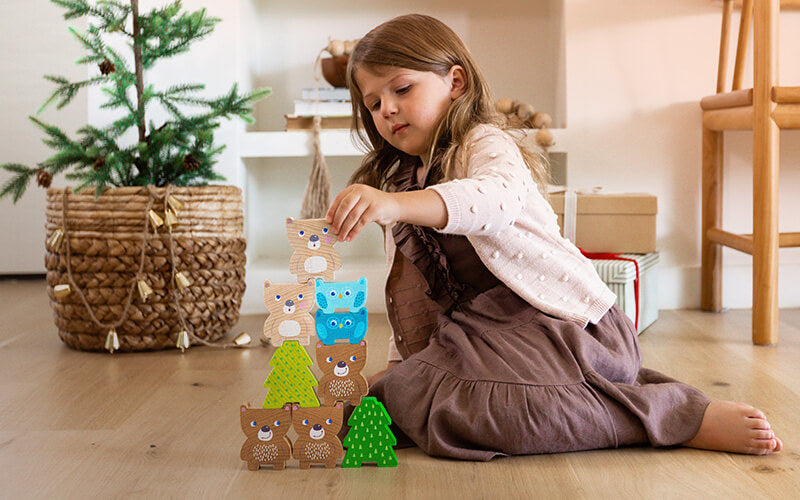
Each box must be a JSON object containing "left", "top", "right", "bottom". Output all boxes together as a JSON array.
[{"left": 426, "top": 125, "right": 530, "bottom": 236}]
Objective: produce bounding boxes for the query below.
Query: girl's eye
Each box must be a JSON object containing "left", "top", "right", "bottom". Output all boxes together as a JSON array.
[
  {"left": 326, "top": 418, "right": 333, "bottom": 425},
  {"left": 350, "top": 355, "right": 356, "bottom": 362},
  {"left": 302, "top": 419, "right": 309, "bottom": 426},
  {"left": 274, "top": 295, "right": 280, "bottom": 301},
  {"left": 274, "top": 420, "right": 281, "bottom": 427},
  {"left": 326, "top": 356, "right": 333, "bottom": 363},
  {"left": 397, "top": 85, "right": 410, "bottom": 94},
  {"left": 298, "top": 294, "right": 303, "bottom": 300},
  {"left": 298, "top": 230, "right": 304, "bottom": 236},
  {"left": 344, "top": 290, "right": 351, "bottom": 296},
  {"left": 250, "top": 421, "right": 257, "bottom": 427},
  {"left": 370, "top": 100, "right": 380, "bottom": 111}
]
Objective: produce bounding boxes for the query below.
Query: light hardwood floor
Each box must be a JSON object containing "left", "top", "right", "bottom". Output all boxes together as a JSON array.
[{"left": 1, "top": 278, "right": 799, "bottom": 498}]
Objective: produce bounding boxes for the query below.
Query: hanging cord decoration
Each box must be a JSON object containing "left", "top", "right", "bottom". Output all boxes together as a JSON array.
[
  {"left": 58, "top": 185, "right": 258, "bottom": 352},
  {"left": 300, "top": 115, "right": 332, "bottom": 219}
]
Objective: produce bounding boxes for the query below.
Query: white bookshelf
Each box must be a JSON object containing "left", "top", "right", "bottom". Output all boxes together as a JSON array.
[{"left": 235, "top": 0, "right": 566, "bottom": 315}]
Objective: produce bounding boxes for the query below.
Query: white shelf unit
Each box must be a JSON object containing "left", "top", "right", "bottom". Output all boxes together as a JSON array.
[{"left": 237, "top": 0, "right": 566, "bottom": 316}]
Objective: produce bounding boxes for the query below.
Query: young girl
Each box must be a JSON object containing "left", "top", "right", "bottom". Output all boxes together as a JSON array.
[{"left": 325, "top": 13, "right": 782, "bottom": 460}]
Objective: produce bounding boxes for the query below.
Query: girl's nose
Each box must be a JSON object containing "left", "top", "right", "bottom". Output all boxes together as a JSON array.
[{"left": 381, "top": 100, "right": 397, "bottom": 118}]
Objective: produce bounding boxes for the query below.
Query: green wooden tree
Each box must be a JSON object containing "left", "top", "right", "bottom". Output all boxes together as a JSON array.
[
  {"left": 1, "top": 0, "right": 271, "bottom": 202},
  {"left": 262, "top": 340, "right": 320, "bottom": 409},
  {"left": 342, "top": 396, "right": 398, "bottom": 467}
]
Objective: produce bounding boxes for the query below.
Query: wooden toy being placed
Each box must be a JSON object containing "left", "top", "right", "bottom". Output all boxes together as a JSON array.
[
  {"left": 314, "top": 277, "right": 367, "bottom": 313},
  {"left": 342, "top": 397, "right": 398, "bottom": 468},
  {"left": 263, "top": 280, "right": 316, "bottom": 346},
  {"left": 316, "top": 340, "right": 369, "bottom": 406},
  {"left": 286, "top": 218, "right": 342, "bottom": 284},
  {"left": 315, "top": 309, "right": 368, "bottom": 345},
  {"left": 263, "top": 340, "right": 320, "bottom": 409},
  {"left": 292, "top": 402, "right": 345, "bottom": 469},
  {"left": 240, "top": 404, "right": 293, "bottom": 470}
]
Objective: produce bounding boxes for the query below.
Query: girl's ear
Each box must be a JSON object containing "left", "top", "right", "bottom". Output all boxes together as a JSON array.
[{"left": 448, "top": 65, "right": 467, "bottom": 100}]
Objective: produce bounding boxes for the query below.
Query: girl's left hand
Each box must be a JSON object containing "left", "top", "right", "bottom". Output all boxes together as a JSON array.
[{"left": 326, "top": 184, "right": 399, "bottom": 242}]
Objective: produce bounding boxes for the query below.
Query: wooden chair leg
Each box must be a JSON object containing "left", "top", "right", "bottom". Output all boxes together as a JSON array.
[
  {"left": 752, "top": 0, "right": 780, "bottom": 345},
  {"left": 701, "top": 126, "right": 723, "bottom": 312}
]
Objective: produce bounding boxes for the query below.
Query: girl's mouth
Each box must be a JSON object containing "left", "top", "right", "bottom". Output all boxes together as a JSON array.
[{"left": 393, "top": 124, "right": 409, "bottom": 135}]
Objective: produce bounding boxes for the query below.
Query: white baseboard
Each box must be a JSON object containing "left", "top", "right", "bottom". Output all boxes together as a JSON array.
[{"left": 659, "top": 263, "right": 800, "bottom": 309}]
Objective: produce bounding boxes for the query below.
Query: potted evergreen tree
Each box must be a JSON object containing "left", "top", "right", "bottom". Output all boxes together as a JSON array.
[{"left": 0, "top": 0, "right": 270, "bottom": 352}]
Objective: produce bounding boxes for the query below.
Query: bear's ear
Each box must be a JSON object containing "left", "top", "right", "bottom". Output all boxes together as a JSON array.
[
  {"left": 316, "top": 341, "right": 323, "bottom": 348},
  {"left": 286, "top": 217, "right": 294, "bottom": 224},
  {"left": 283, "top": 403, "right": 292, "bottom": 412},
  {"left": 359, "top": 340, "right": 366, "bottom": 347},
  {"left": 334, "top": 401, "right": 343, "bottom": 409},
  {"left": 292, "top": 404, "right": 299, "bottom": 411},
  {"left": 263, "top": 280, "right": 271, "bottom": 289},
  {"left": 241, "top": 405, "right": 247, "bottom": 412}
]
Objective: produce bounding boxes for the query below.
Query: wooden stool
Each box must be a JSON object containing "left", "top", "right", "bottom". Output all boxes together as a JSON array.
[{"left": 701, "top": 0, "right": 800, "bottom": 345}]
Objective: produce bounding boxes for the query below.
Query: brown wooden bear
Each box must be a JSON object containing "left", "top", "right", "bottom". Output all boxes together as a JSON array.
[
  {"left": 263, "top": 280, "right": 316, "bottom": 346},
  {"left": 286, "top": 217, "right": 341, "bottom": 284},
  {"left": 292, "top": 402, "right": 344, "bottom": 469},
  {"left": 316, "top": 340, "right": 369, "bottom": 406},
  {"left": 240, "top": 404, "right": 293, "bottom": 470}
]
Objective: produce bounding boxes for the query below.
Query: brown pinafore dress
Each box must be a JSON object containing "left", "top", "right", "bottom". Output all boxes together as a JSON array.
[{"left": 365, "top": 166, "right": 712, "bottom": 461}]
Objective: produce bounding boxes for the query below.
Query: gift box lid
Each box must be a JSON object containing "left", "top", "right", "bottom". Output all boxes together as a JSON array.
[
  {"left": 548, "top": 193, "right": 657, "bottom": 215},
  {"left": 590, "top": 253, "right": 659, "bottom": 284}
]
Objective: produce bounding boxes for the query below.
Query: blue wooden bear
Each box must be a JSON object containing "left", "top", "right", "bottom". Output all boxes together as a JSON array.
[
  {"left": 315, "top": 277, "right": 367, "bottom": 313},
  {"left": 316, "top": 309, "right": 368, "bottom": 345}
]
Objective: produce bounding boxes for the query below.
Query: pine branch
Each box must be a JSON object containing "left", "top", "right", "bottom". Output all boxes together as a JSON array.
[
  {"left": 0, "top": 164, "right": 36, "bottom": 203},
  {"left": 37, "top": 75, "right": 111, "bottom": 113}
]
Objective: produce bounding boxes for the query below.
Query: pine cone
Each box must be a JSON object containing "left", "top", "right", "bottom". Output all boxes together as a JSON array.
[
  {"left": 183, "top": 154, "right": 200, "bottom": 172},
  {"left": 93, "top": 157, "right": 105, "bottom": 171},
  {"left": 98, "top": 59, "right": 116, "bottom": 75},
  {"left": 36, "top": 170, "right": 52, "bottom": 188}
]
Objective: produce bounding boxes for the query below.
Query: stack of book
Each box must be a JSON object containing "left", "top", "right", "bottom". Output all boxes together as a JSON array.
[{"left": 285, "top": 87, "right": 354, "bottom": 130}]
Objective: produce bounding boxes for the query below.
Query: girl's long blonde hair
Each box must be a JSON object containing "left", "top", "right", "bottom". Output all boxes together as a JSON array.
[{"left": 345, "top": 13, "right": 549, "bottom": 192}]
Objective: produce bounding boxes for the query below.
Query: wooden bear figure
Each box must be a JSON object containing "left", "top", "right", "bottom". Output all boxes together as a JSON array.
[
  {"left": 316, "top": 340, "right": 369, "bottom": 406},
  {"left": 263, "top": 280, "right": 316, "bottom": 346},
  {"left": 292, "top": 402, "right": 345, "bottom": 469},
  {"left": 286, "top": 217, "right": 341, "bottom": 284},
  {"left": 240, "top": 404, "right": 293, "bottom": 470}
]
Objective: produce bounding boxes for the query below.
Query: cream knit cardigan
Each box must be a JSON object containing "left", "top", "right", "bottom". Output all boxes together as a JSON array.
[{"left": 384, "top": 124, "right": 616, "bottom": 362}]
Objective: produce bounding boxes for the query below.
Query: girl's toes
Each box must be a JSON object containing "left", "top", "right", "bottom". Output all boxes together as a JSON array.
[
  {"left": 752, "top": 438, "right": 776, "bottom": 450},
  {"left": 774, "top": 437, "right": 783, "bottom": 452},
  {"left": 751, "top": 429, "right": 774, "bottom": 440}
]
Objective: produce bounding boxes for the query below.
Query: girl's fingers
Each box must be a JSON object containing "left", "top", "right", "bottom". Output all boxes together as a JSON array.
[
  {"left": 331, "top": 191, "right": 360, "bottom": 235},
  {"left": 326, "top": 188, "right": 348, "bottom": 223},
  {"left": 347, "top": 206, "right": 376, "bottom": 241},
  {"left": 339, "top": 200, "right": 369, "bottom": 241}
]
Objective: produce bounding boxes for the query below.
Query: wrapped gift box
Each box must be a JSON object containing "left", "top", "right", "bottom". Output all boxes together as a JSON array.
[
  {"left": 548, "top": 192, "right": 657, "bottom": 253},
  {"left": 590, "top": 252, "right": 659, "bottom": 335}
]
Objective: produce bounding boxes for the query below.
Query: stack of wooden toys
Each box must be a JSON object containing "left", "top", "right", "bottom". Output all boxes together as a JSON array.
[{"left": 239, "top": 217, "right": 398, "bottom": 470}]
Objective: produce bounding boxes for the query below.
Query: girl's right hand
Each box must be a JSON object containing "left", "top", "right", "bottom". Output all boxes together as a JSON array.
[
  {"left": 367, "top": 360, "right": 401, "bottom": 387},
  {"left": 326, "top": 184, "right": 400, "bottom": 242}
]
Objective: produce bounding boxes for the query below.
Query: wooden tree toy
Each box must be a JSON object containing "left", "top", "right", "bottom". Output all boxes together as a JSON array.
[
  {"left": 262, "top": 280, "right": 316, "bottom": 346},
  {"left": 292, "top": 402, "right": 345, "bottom": 469},
  {"left": 316, "top": 340, "right": 369, "bottom": 406},
  {"left": 239, "top": 404, "right": 292, "bottom": 470},
  {"left": 262, "top": 340, "right": 320, "bottom": 409},
  {"left": 342, "top": 397, "right": 398, "bottom": 468},
  {"left": 286, "top": 217, "right": 341, "bottom": 284}
]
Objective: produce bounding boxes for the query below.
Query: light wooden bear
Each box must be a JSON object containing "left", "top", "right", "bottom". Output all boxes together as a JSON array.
[
  {"left": 263, "top": 280, "right": 315, "bottom": 346},
  {"left": 286, "top": 217, "right": 341, "bottom": 284}
]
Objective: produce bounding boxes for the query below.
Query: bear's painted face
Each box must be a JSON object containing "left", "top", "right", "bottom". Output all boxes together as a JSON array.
[
  {"left": 285, "top": 218, "right": 338, "bottom": 252},
  {"left": 316, "top": 341, "right": 367, "bottom": 378},
  {"left": 292, "top": 403, "right": 344, "bottom": 440},
  {"left": 263, "top": 281, "right": 315, "bottom": 315},
  {"left": 240, "top": 405, "right": 291, "bottom": 441}
]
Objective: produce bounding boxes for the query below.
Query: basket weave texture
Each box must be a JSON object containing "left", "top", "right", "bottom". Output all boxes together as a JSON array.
[{"left": 45, "top": 186, "right": 246, "bottom": 352}]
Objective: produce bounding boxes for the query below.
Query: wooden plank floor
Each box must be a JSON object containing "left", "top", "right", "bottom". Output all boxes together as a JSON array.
[{"left": 1, "top": 278, "right": 799, "bottom": 498}]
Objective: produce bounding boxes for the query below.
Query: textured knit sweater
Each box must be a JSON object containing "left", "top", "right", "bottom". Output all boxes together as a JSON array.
[{"left": 384, "top": 123, "right": 616, "bottom": 361}]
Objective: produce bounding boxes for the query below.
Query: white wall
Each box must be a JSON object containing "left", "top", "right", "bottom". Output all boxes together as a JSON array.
[{"left": 2, "top": 0, "right": 799, "bottom": 309}]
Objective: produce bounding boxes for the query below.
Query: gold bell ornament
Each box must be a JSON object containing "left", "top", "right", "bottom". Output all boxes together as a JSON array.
[
  {"left": 46, "top": 229, "right": 64, "bottom": 252},
  {"left": 54, "top": 283, "right": 71, "bottom": 300},
  {"left": 174, "top": 271, "right": 190, "bottom": 291},
  {"left": 234, "top": 332, "right": 252, "bottom": 346},
  {"left": 165, "top": 209, "right": 179, "bottom": 229},
  {"left": 148, "top": 210, "right": 164, "bottom": 230},
  {"left": 137, "top": 279, "right": 153, "bottom": 301},
  {"left": 176, "top": 330, "right": 191, "bottom": 352},
  {"left": 167, "top": 194, "right": 183, "bottom": 212},
  {"left": 105, "top": 328, "right": 120, "bottom": 353}
]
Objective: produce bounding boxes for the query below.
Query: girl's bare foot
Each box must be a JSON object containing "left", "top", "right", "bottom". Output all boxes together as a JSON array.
[{"left": 683, "top": 401, "right": 782, "bottom": 455}]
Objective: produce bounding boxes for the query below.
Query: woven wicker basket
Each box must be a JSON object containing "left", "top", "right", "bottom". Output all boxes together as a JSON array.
[{"left": 44, "top": 185, "right": 246, "bottom": 352}]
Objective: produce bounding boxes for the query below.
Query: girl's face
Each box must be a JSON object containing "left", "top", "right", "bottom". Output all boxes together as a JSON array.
[{"left": 355, "top": 65, "right": 465, "bottom": 158}]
